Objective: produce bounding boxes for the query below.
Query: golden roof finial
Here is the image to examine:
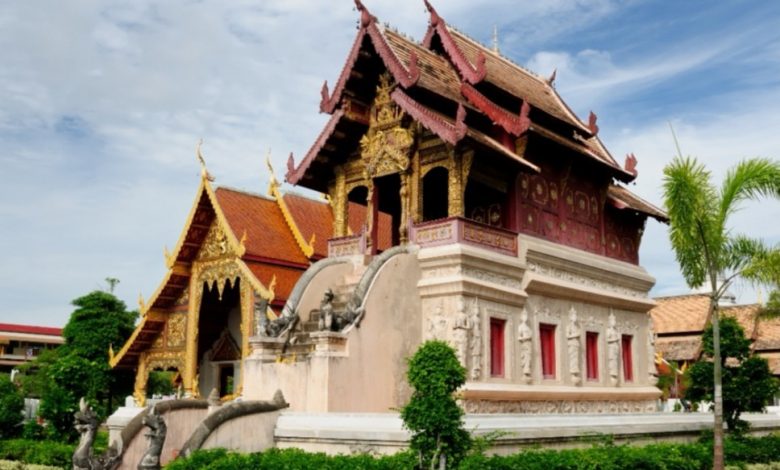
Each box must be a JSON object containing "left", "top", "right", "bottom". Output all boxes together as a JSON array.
[
  {"left": 239, "top": 229, "right": 247, "bottom": 250},
  {"left": 108, "top": 343, "right": 115, "bottom": 362},
  {"left": 196, "top": 139, "right": 215, "bottom": 182},
  {"left": 164, "top": 245, "right": 174, "bottom": 268},
  {"left": 492, "top": 24, "right": 499, "bottom": 54},
  {"left": 265, "top": 148, "right": 278, "bottom": 194},
  {"left": 138, "top": 292, "right": 146, "bottom": 313}
]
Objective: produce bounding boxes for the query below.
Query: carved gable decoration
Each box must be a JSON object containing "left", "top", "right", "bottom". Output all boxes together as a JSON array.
[
  {"left": 196, "top": 222, "right": 237, "bottom": 262},
  {"left": 210, "top": 329, "right": 241, "bottom": 362},
  {"left": 360, "top": 73, "right": 415, "bottom": 178}
]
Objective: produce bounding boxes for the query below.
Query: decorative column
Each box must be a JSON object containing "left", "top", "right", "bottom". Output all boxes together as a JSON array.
[
  {"left": 330, "top": 166, "right": 348, "bottom": 237},
  {"left": 133, "top": 352, "right": 149, "bottom": 406}
]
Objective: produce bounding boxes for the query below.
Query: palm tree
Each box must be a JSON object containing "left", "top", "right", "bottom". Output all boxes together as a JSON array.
[{"left": 663, "top": 157, "right": 780, "bottom": 469}]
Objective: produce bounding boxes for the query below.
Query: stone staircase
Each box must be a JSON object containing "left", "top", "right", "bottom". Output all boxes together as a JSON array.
[{"left": 288, "top": 261, "right": 367, "bottom": 348}]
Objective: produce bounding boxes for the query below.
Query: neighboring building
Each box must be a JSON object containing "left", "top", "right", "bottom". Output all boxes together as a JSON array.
[
  {"left": 651, "top": 294, "right": 780, "bottom": 376},
  {"left": 114, "top": 1, "right": 667, "bottom": 414},
  {"left": 0, "top": 323, "right": 63, "bottom": 372}
]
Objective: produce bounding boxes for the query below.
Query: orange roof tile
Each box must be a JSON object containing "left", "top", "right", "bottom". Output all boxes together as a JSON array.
[
  {"left": 244, "top": 261, "right": 305, "bottom": 304},
  {"left": 283, "top": 193, "right": 333, "bottom": 258},
  {"left": 651, "top": 294, "right": 711, "bottom": 334},
  {"left": 215, "top": 187, "right": 309, "bottom": 266},
  {"left": 753, "top": 310, "right": 780, "bottom": 351}
]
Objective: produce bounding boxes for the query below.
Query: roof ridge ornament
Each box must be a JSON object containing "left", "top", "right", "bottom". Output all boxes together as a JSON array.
[
  {"left": 422, "top": 0, "right": 486, "bottom": 84},
  {"left": 461, "top": 82, "right": 531, "bottom": 136},
  {"left": 354, "top": 0, "right": 375, "bottom": 28},
  {"left": 546, "top": 68, "right": 557, "bottom": 87},
  {"left": 196, "top": 139, "right": 215, "bottom": 182},
  {"left": 588, "top": 111, "right": 599, "bottom": 136},
  {"left": 624, "top": 153, "right": 638, "bottom": 177}
]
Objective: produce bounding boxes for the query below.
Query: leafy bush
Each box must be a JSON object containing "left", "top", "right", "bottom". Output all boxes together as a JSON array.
[
  {"left": 0, "top": 374, "right": 24, "bottom": 439},
  {"left": 21, "top": 420, "right": 45, "bottom": 440},
  {"left": 165, "top": 434, "right": 780, "bottom": 470},
  {"left": 0, "top": 439, "right": 74, "bottom": 468},
  {"left": 401, "top": 340, "right": 470, "bottom": 469},
  {"left": 165, "top": 448, "right": 415, "bottom": 470}
]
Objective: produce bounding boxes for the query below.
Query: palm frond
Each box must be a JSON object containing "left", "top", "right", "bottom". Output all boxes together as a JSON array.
[
  {"left": 720, "top": 158, "right": 780, "bottom": 223},
  {"left": 663, "top": 157, "right": 719, "bottom": 287}
]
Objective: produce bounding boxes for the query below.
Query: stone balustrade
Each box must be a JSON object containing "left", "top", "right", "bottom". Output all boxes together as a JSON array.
[{"left": 411, "top": 217, "right": 518, "bottom": 257}]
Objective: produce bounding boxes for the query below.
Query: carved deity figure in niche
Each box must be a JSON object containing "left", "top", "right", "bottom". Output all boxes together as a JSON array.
[
  {"left": 566, "top": 306, "right": 582, "bottom": 385},
  {"left": 452, "top": 298, "right": 471, "bottom": 368},
  {"left": 517, "top": 308, "right": 533, "bottom": 384},
  {"left": 318, "top": 289, "right": 335, "bottom": 331},
  {"left": 607, "top": 312, "right": 620, "bottom": 386},
  {"left": 427, "top": 304, "right": 448, "bottom": 340},
  {"left": 647, "top": 316, "right": 657, "bottom": 385},
  {"left": 469, "top": 299, "right": 482, "bottom": 380}
]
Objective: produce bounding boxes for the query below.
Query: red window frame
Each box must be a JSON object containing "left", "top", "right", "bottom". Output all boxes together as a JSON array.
[
  {"left": 539, "top": 323, "right": 556, "bottom": 379},
  {"left": 586, "top": 331, "right": 599, "bottom": 380},
  {"left": 622, "top": 334, "right": 633, "bottom": 382},
  {"left": 490, "top": 318, "right": 506, "bottom": 377}
]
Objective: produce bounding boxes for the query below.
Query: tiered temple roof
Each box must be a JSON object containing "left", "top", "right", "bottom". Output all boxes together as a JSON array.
[{"left": 286, "top": 0, "right": 663, "bottom": 225}]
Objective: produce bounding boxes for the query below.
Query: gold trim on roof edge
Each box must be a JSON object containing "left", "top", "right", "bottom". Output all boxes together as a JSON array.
[{"left": 267, "top": 155, "right": 316, "bottom": 259}]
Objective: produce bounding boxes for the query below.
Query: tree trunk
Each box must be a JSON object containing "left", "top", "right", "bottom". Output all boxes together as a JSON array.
[{"left": 711, "top": 298, "right": 724, "bottom": 470}]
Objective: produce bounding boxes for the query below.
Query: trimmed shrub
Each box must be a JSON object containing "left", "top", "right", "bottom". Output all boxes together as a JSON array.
[
  {"left": 0, "top": 374, "right": 24, "bottom": 439},
  {"left": 0, "top": 439, "right": 74, "bottom": 468}
]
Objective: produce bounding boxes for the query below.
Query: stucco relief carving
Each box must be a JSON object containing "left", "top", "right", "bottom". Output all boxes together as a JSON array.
[
  {"left": 469, "top": 299, "right": 482, "bottom": 381},
  {"left": 527, "top": 262, "right": 647, "bottom": 299},
  {"left": 647, "top": 316, "right": 657, "bottom": 385},
  {"left": 426, "top": 304, "right": 448, "bottom": 340},
  {"left": 463, "top": 399, "right": 657, "bottom": 414},
  {"left": 420, "top": 266, "right": 461, "bottom": 279},
  {"left": 566, "top": 306, "right": 582, "bottom": 385},
  {"left": 462, "top": 267, "right": 522, "bottom": 290},
  {"left": 451, "top": 298, "right": 471, "bottom": 368},
  {"left": 607, "top": 312, "right": 620, "bottom": 386},
  {"left": 517, "top": 308, "right": 533, "bottom": 384}
]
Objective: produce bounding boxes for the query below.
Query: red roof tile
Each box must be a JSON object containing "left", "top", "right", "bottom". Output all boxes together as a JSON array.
[
  {"left": 0, "top": 323, "right": 62, "bottom": 336},
  {"left": 244, "top": 261, "right": 305, "bottom": 305},
  {"left": 283, "top": 193, "right": 333, "bottom": 258},
  {"left": 215, "top": 187, "right": 309, "bottom": 265}
]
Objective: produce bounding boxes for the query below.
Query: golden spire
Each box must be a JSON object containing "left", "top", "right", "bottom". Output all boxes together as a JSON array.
[
  {"left": 196, "top": 139, "right": 215, "bottom": 182},
  {"left": 492, "top": 24, "right": 499, "bottom": 54}
]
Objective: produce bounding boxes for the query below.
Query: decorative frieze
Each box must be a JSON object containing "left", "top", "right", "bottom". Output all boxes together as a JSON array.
[
  {"left": 527, "top": 262, "right": 647, "bottom": 299},
  {"left": 463, "top": 399, "right": 658, "bottom": 414}
]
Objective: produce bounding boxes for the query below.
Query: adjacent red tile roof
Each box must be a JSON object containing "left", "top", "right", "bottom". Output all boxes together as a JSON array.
[
  {"left": 216, "top": 187, "right": 309, "bottom": 266},
  {"left": 283, "top": 193, "right": 333, "bottom": 258},
  {"left": 244, "top": 261, "right": 305, "bottom": 305},
  {"left": 0, "top": 323, "right": 62, "bottom": 337},
  {"left": 651, "top": 294, "right": 711, "bottom": 334}
]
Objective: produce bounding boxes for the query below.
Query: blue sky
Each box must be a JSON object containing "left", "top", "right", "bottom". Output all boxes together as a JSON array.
[{"left": 1, "top": 0, "right": 778, "bottom": 326}]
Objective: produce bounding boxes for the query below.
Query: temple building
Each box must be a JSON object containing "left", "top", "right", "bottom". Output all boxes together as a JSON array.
[
  {"left": 108, "top": 159, "right": 385, "bottom": 404},
  {"left": 114, "top": 1, "right": 668, "bottom": 414}
]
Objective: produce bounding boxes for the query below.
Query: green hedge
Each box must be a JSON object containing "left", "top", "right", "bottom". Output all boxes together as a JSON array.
[
  {"left": 164, "top": 434, "right": 780, "bottom": 470},
  {"left": 0, "top": 439, "right": 74, "bottom": 469}
]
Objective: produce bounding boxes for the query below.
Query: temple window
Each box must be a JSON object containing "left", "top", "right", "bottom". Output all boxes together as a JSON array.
[
  {"left": 219, "top": 364, "right": 235, "bottom": 396},
  {"left": 539, "top": 323, "right": 556, "bottom": 379},
  {"left": 586, "top": 331, "right": 599, "bottom": 380},
  {"left": 422, "top": 166, "right": 449, "bottom": 221},
  {"left": 622, "top": 334, "right": 634, "bottom": 382},
  {"left": 489, "top": 318, "right": 505, "bottom": 377}
]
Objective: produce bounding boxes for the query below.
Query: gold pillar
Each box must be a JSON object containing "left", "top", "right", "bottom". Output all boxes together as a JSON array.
[
  {"left": 331, "top": 166, "right": 347, "bottom": 237},
  {"left": 411, "top": 151, "right": 422, "bottom": 224},
  {"left": 237, "top": 283, "right": 253, "bottom": 395},
  {"left": 133, "top": 352, "right": 149, "bottom": 406},
  {"left": 183, "top": 275, "right": 203, "bottom": 396},
  {"left": 448, "top": 148, "right": 464, "bottom": 217},
  {"left": 365, "top": 178, "right": 375, "bottom": 249},
  {"left": 399, "top": 171, "right": 410, "bottom": 243}
]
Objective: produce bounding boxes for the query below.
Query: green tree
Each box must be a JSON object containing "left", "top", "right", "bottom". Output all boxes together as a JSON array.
[
  {"left": 28, "top": 289, "right": 138, "bottom": 440},
  {"left": 0, "top": 373, "right": 24, "bottom": 439},
  {"left": 663, "top": 156, "right": 780, "bottom": 469},
  {"left": 686, "top": 316, "right": 778, "bottom": 431},
  {"left": 401, "top": 340, "right": 471, "bottom": 470}
]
